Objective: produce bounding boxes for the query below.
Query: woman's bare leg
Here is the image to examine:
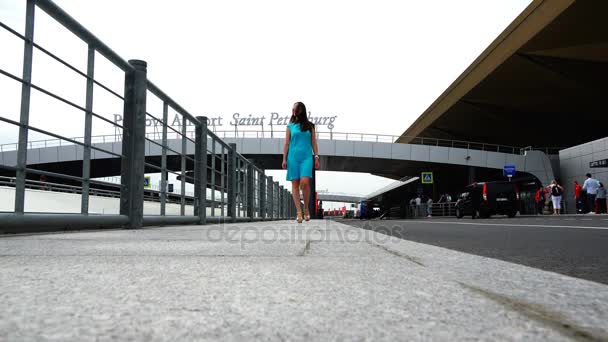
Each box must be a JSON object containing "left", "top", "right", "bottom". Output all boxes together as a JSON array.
[
  {"left": 301, "top": 177, "right": 311, "bottom": 214},
  {"left": 291, "top": 179, "right": 301, "bottom": 213}
]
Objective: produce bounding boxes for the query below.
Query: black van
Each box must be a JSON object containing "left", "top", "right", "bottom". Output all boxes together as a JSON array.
[{"left": 455, "top": 181, "right": 519, "bottom": 219}]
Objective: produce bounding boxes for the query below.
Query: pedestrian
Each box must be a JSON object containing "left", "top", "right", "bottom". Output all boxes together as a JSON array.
[
  {"left": 426, "top": 197, "right": 433, "bottom": 218},
  {"left": 582, "top": 173, "right": 600, "bottom": 214},
  {"left": 535, "top": 186, "right": 546, "bottom": 215},
  {"left": 596, "top": 182, "right": 607, "bottom": 214},
  {"left": 415, "top": 195, "right": 422, "bottom": 217},
  {"left": 574, "top": 180, "right": 583, "bottom": 214},
  {"left": 282, "top": 102, "right": 320, "bottom": 223},
  {"left": 546, "top": 179, "right": 564, "bottom": 215}
]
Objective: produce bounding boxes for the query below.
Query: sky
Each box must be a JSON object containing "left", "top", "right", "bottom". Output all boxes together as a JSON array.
[{"left": 0, "top": 0, "right": 532, "bottom": 209}]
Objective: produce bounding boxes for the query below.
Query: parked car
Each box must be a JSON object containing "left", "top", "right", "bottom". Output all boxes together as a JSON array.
[{"left": 455, "top": 181, "right": 519, "bottom": 219}]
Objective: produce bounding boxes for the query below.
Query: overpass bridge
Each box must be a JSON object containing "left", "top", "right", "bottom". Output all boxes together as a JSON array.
[
  {"left": 316, "top": 191, "right": 364, "bottom": 203},
  {"left": 0, "top": 130, "right": 556, "bottom": 192}
]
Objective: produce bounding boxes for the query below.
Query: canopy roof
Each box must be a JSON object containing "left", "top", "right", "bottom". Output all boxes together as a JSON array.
[{"left": 399, "top": 0, "right": 608, "bottom": 148}]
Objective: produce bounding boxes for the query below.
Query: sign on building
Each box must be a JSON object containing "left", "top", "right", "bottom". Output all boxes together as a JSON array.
[
  {"left": 144, "top": 176, "right": 151, "bottom": 189},
  {"left": 421, "top": 172, "right": 433, "bottom": 184},
  {"left": 590, "top": 159, "right": 608, "bottom": 168}
]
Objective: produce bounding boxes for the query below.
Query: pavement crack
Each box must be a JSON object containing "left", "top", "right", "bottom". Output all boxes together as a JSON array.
[
  {"left": 169, "top": 307, "right": 204, "bottom": 313},
  {"left": 368, "top": 241, "right": 425, "bottom": 267},
  {"left": 458, "top": 282, "right": 606, "bottom": 341}
]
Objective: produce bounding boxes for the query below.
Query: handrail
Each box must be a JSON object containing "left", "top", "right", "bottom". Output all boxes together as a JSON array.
[{"left": 0, "top": 176, "right": 230, "bottom": 203}]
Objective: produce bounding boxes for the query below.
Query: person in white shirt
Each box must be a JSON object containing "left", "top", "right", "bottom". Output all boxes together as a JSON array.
[
  {"left": 415, "top": 196, "right": 422, "bottom": 216},
  {"left": 546, "top": 179, "right": 564, "bottom": 215},
  {"left": 582, "top": 173, "right": 600, "bottom": 214}
]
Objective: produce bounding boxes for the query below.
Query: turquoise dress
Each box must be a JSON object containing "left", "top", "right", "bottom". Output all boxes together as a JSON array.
[{"left": 286, "top": 122, "right": 313, "bottom": 181}]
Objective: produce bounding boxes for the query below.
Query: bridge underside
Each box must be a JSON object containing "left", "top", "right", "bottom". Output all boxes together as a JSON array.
[
  {"left": 2, "top": 154, "right": 538, "bottom": 198},
  {"left": 401, "top": 0, "right": 608, "bottom": 147}
]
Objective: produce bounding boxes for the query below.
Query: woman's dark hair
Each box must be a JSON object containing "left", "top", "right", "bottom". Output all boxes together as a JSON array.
[{"left": 290, "top": 102, "right": 314, "bottom": 132}]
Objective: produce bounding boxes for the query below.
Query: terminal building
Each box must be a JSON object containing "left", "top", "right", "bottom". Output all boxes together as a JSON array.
[{"left": 363, "top": 0, "right": 608, "bottom": 215}]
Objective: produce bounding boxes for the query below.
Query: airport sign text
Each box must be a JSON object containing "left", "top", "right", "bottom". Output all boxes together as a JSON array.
[{"left": 112, "top": 112, "right": 338, "bottom": 130}]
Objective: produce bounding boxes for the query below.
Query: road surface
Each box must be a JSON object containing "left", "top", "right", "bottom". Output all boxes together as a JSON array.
[{"left": 337, "top": 215, "right": 608, "bottom": 285}]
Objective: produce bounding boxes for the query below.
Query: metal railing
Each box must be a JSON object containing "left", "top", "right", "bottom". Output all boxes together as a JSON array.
[
  {"left": 0, "top": 0, "right": 295, "bottom": 232},
  {"left": 0, "top": 130, "right": 563, "bottom": 156},
  {"left": 210, "top": 130, "right": 549, "bottom": 155}
]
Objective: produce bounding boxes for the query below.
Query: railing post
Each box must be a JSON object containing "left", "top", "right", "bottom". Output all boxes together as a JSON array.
[
  {"left": 259, "top": 172, "right": 266, "bottom": 220},
  {"left": 228, "top": 143, "right": 237, "bottom": 223},
  {"left": 247, "top": 163, "right": 254, "bottom": 221},
  {"left": 120, "top": 59, "right": 147, "bottom": 229},
  {"left": 285, "top": 189, "right": 290, "bottom": 218},
  {"left": 308, "top": 163, "right": 317, "bottom": 219},
  {"left": 81, "top": 45, "right": 95, "bottom": 215},
  {"left": 282, "top": 189, "right": 286, "bottom": 219},
  {"left": 160, "top": 102, "right": 168, "bottom": 216},
  {"left": 279, "top": 185, "right": 284, "bottom": 219},
  {"left": 180, "top": 116, "right": 187, "bottom": 216},
  {"left": 195, "top": 116, "right": 208, "bottom": 225},
  {"left": 14, "top": 0, "right": 35, "bottom": 214},
  {"left": 268, "top": 176, "right": 274, "bottom": 220}
]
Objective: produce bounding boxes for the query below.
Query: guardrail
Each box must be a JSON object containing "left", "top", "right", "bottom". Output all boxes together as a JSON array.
[
  {"left": 400, "top": 203, "right": 457, "bottom": 218},
  {"left": 0, "top": 130, "right": 563, "bottom": 156},
  {"left": 0, "top": 0, "right": 295, "bottom": 231}
]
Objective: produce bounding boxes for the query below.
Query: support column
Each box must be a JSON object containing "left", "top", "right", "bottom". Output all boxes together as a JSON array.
[
  {"left": 120, "top": 59, "right": 147, "bottom": 229},
  {"left": 227, "top": 143, "right": 237, "bottom": 223},
  {"left": 195, "top": 116, "right": 208, "bottom": 225},
  {"left": 467, "top": 166, "right": 476, "bottom": 184}
]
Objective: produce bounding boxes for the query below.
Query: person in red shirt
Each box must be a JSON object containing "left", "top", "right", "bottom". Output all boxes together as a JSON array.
[
  {"left": 535, "top": 186, "right": 546, "bottom": 215},
  {"left": 574, "top": 181, "right": 582, "bottom": 214}
]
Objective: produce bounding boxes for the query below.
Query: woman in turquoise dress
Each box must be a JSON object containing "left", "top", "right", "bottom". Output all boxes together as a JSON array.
[{"left": 282, "top": 102, "right": 320, "bottom": 223}]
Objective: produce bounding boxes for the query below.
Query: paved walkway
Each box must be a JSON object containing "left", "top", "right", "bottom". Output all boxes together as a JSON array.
[{"left": 1, "top": 220, "right": 607, "bottom": 341}]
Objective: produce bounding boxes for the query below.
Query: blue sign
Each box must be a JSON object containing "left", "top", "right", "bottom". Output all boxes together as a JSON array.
[
  {"left": 421, "top": 172, "right": 433, "bottom": 184},
  {"left": 503, "top": 165, "right": 516, "bottom": 178},
  {"left": 144, "top": 176, "right": 151, "bottom": 188}
]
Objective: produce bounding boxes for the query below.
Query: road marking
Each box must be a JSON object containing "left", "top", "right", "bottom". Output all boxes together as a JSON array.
[{"left": 407, "top": 220, "right": 608, "bottom": 230}]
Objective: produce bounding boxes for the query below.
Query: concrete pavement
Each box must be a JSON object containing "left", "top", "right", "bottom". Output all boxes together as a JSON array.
[{"left": 1, "top": 219, "right": 607, "bottom": 341}]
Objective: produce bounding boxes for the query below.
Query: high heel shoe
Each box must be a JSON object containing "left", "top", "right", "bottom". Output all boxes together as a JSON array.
[
  {"left": 304, "top": 208, "right": 310, "bottom": 222},
  {"left": 296, "top": 211, "right": 303, "bottom": 224}
]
